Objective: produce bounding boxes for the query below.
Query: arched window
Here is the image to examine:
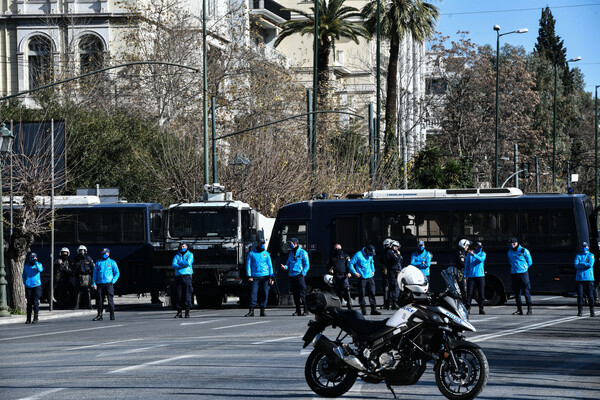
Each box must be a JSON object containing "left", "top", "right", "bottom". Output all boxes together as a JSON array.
[
  {"left": 79, "top": 35, "right": 104, "bottom": 73},
  {"left": 28, "top": 36, "right": 53, "bottom": 89}
]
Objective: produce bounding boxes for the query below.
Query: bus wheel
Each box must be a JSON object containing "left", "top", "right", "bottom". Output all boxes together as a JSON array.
[{"left": 485, "top": 279, "right": 505, "bottom": 306}]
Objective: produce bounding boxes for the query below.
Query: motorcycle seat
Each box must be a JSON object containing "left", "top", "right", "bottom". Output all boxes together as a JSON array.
[{"left": 337, "top": 310, "right": 395, "bottom": 339}]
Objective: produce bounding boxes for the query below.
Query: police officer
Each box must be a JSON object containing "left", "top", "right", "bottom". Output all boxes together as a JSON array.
[
  {"left": 507, "top": 237, "right": 533, "bottom": 315},
  {"left": 73, "top": 245, "right": 94, "bottom": 309},
  {"left": 349, "top": 245, "right": 381, "bottom": 316},
  {"left": 465, "top": 241, "right": 486, "bottom": 315},
  {"left": 54, "top": 247, "right": 73, "bottom": 308},
  {"left": 22, "top": 253, "right": 43, "bottom": 324},
  {"left": 327, "top": 244, "right": 352, "bottom": 310},
  {"left": 574, "top": 241, "right": 595, "bottom": 317},
  {"left": 455, "top": 239, "right": 471, "bottom": 302},
  {"left": 245, "top": 239, "right": 273, "bottom": 317},
  {"left": 92, "top": 248, "right": 120, "bottom": 321},
  {"left": 383, "top": 240, "right": 402, "bottom": 310},
  {"left": 172, "top": 242, "right": 194, "bottom": 319},
  {"left": 411, "top": 241, "right": 433, "bottom": 282},
  {"left": 281, "top": 237, "right": 310, "bottom": 316}
]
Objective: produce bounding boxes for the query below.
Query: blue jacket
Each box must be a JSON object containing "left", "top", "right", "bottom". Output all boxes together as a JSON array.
[
  {"left": 507, "top": 245, "right": 532, "bottom": 274},
  {"left": 284, "top": 248, "right": 310, "bottom": 277},
  {"left": 92, "top": 258, "right": 120, "bottom": 285},
  {"left": 172, "top": 250, "right": 194, "bottom": 276},
  {"left": 465, "top": 250, "right": 486, "bottom": 278},
  {"left": 349, "top": 248, "right": 375, "bottom": 279},
  {"left": 574, "top": 251, "right": 595, "bottom": 282},
  {"left": 411, "top": 250, "right": 433, "bottom": 277},
  {"left": 22, "top": 261, "right": 43, "bottom": 288},
  {"left": 246, "top": 249, "right": 273, "bottom": 278}
]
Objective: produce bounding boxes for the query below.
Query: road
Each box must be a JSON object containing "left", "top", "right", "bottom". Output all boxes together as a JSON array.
[{"left": 1, "top": 295, "right": 599, "bottom": 400}]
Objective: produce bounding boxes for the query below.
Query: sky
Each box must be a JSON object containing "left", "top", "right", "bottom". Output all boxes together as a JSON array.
[{"left": 432, "top": 0, "right": 600, "bottom": 93}]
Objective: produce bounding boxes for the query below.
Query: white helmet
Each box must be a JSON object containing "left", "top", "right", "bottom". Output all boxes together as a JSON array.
[
  {"left": 60, "top": 247, "right": 70, "bottom": 256},
  {"left": 398, "top": 265, "right": 429, "bottom": 297},
  {"left": 383, "top": 238, "right": 393, "bottom": 249},
  {"left": 323, "top": 274, "right": 334, "bottom": 286},
  {"left": 391, "top": 240, "right": 400, "bottom": 248},
  {"left": 77, "top": 245, "right": 87, "bottom": 254},
  {"left": 458, "top": 239, "right": 471, "bottom": 248}
]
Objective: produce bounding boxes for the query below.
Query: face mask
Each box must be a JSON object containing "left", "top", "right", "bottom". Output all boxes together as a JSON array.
[
  {"left": 180, "top": 247, "right": 187, "bottom": 253},
  {"left": 583, "top": 247, "right": 589, "bottom": 252},
  {"left": 102, "top": 254, "right": 109, "bottom": 259},
  {"left": 418, "top": 246, "right": 425, "bottom": 251},
  {"left": 288, "top": 243, "right": 295, "bottom": 249},
  {"left": 30, "top": 258, "right": 37, "bottom": 263},
  {"left": 334, "top": 249, "right": 342, "bottom": 255},
  {"left": 259, "top": 245, "right": 265, "bottom": 250}
]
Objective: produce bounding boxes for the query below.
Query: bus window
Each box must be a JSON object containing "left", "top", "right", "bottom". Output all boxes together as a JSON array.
[
  {"left": 335, "top": 216, "right": 359, "bottom": 254},
  {"left": 242, "top": 210, "right": 252, "bottom": 242},
  {"left": 122, "top": 209, "right": 145, "bottom": 243},
  {"left": 55, "top": 213, "right": 76, "bottom": 244},
  {"left": 362, "top": 213, "right": 382, "bottom": 248},
  {"left": 420, "top": 212, "right": 450, "bottom": 246},
  {"left": 277, "top": 222, "right": 307, "bottom": 255},
  {"left": 521, "top": 209, "right": 575, "bottom": 248},
  {"left": 79, "top": 210, "right": 119, "bottom": 244},
  {"left": 150, "top": 210, "right": 164, "bottom": 243}
]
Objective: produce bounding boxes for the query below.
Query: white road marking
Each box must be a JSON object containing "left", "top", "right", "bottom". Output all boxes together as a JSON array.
[
  {"left": 0, "top": 325, "right": 124, "bottom": 342},
  {"left": 18, "top": 388, "right": 65, "bottom": 400},
  {"left": 108, "top": 354, "right": 196, "bottom": 374},
  {"left": 96, "top": 344, "right": 169, "bottom": 357},
  {"left": 470, "top": 316, "right": 499, "bottom": 322},
  {"left": 252, "top": 336, "right": 303, "bottom": 345},
  {"left": 180, "top": 318, "right": 225, "bottom": 326},
  {"left": 540, "top": 296, "right": 562, "bottom": 301},
  {"left": 65, "top": 338, "right": 143, "bottom": 351},
  {"left": 212, "top": 321, "right": 270, "bottom": 330},
  {"left": 472, "top": 315, "right": 583, "bottom": 343}
]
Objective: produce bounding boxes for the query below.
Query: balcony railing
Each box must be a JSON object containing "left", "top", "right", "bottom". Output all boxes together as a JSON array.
[{"left": 251, "top": 0, "right": 290, "bottom": 21}]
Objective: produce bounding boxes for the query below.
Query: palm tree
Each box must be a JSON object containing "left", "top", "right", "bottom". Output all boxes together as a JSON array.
[
  {"left": 274, "top": 0, "right": 369, "bottom": 105},
  {"left": 362, "top": 0, "right": 439, "bottom": 160}
]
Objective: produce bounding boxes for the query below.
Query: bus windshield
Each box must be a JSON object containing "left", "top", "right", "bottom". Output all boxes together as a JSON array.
[{"left": 168, "top": 207, "right": 237, "bottom": 238}]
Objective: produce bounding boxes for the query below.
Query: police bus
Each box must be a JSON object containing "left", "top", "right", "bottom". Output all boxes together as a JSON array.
[
  {"left": 267, "top": 188, "right": 599, "bottom": 305},
  {"left": 26, "top": 197, "right": 164, "bottom": 306}
]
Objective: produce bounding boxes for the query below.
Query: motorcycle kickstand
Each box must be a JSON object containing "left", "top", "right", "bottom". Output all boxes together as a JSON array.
[{"left": 385, "top": 381, "right": 398, "bottom": 399}]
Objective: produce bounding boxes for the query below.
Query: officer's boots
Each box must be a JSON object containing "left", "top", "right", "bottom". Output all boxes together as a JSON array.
[
  {"left": 371, "top": 306, "right": 381, "bottom": 316},
  {"left": 590, "top": 305, "right": 596, "bottom": 317},
  {"left": 32, "top": 314, "right": 38, "bottom": 324},
  {"left": 526, "top": 305, "right": 533, "bottom": 315},
  {"left": 260, "top": 308, "right": 266, "bottom": 317},
  {"left": 245, "top": 308, "right": 254, "bottom": 317},
  {"left": 93, "top": 311, "right": 103, "bottom": 321},
  {"left": 75, "top": 293, "right": 81, "bottom": 310},
  {"left": 513, "top": 305, "right": 523, "bottom": 315},
  {"left": 391, "top": 302, "right": 399, "bottom": 310},
  {"left": 25, "top": 311, "right": 31, "bottom": 324},
  {"left": 174, "top": 310, "right": 183, "bottom": 318},
  {"left": 184, "top": 309, "right": 190, "bottom": 318},
  {"left": 302, "top": 305, "right": 308, "bottom": 316},
  {"left": 110, "top": 311, "right": 115, "bottom": 321},
  {"left": 293, "top": 307, "right": 302, "bottom": 316},
  {"left": 361, "top": 305, "right": 367, "bottom": 315},
  {"left": 577, "top": 306, "right": 583, "bottom": 317},
  {"left": 87, "top": 292, "right": 93, "bottom": 309}
]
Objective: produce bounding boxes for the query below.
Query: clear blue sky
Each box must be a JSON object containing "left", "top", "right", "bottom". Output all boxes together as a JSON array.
[{"left": 433, "top": 0, "right": 600, "bottom": 93}]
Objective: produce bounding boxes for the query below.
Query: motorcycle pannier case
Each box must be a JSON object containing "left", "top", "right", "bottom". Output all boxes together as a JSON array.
[{"left": 306, "top": 292, "right": 342, "bottom": 314}]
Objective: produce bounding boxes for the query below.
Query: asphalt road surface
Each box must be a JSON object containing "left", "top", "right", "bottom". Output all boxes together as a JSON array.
[{"left": 1, "top": 295, "right": 599, "bottom": 400}]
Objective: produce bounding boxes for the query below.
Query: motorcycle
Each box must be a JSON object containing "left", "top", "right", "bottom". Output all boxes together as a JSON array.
[{"left": 302, "top": 266, "right": 489, "bottom": 399}]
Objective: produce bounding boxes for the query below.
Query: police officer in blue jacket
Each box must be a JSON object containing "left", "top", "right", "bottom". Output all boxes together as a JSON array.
[
  {"left": 349, "top": 245, "right": 381, "bottom": 315},
  {"left": 172, "top": 242, "right": 194, "bottom": 319},
  {"left": 507, "top": 237, "right": 533, "bottom": 315},
  {"left": 465, "top": 242, "right": 486, "bottom": 315},
  {"left": 411, "top": 241, "right": 433, "bottom": 282},
  {"left": 281, "top": 237, "right": 310, "bottom": 316},
  {"left": 22, "top": 253, "right": 43, "bottom": 324},
  {"left": 245, "top": 239, "right": 273, "bottom": 317},
  {"left": 574, "top": 241, "right": 595, "bottom": 317},
  {"left": 92, "top": 248, "right": 120, "bottom": 321}
]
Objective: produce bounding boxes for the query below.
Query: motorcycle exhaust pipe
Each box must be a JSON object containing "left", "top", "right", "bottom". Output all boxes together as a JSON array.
[{"left": 312, "top": 334, "right": 367, "bottom": 372}]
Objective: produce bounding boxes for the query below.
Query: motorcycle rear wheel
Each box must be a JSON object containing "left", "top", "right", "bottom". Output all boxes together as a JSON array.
[
  {"left": 305, "top": 349, "right": 358, "bottom": 398},
  {"left": 434, "top": 345, "right": 489, "bottom": 400}
]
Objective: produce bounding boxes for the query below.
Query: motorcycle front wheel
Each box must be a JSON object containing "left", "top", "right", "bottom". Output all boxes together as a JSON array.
[
  {"left": 305, "top": 349, "right": 358, "bottom": 398},
  {"left": 434, "top": 344, "right": 489, "bottom": 400}
]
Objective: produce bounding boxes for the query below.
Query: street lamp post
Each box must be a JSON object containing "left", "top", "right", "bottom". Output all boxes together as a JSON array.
[
  {"left": 595, "top": 85, "right": 599, "bottom": 229},
  {"left": 0, "top": 123, "right": 15, "bottom": 317},
  {"left": 494, "top": 25, "right": 528, "bottom": 188},
  {"left": 552, "top": 56, "right": 581, "bottom": 188}
]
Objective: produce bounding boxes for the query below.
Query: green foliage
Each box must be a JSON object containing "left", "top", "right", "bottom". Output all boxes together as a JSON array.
[{"left": 409, "top": 145, "right": 474, "bottom": 189}]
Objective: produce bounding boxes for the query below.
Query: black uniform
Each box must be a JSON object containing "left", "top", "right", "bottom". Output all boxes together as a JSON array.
[
  {"left": 73, "top": 254, "right": 94, "bottom": 309},
  {"left": 327, "top": 250, "right": 352, "bottom": 309},
  {"left": 383, "top": 249, "right": 402, "bottom": 308},
  {"left": 455, "top": 248, "right": 468, "bottom": 301},
  {"left": 54, "top": 256, "right": 74, "bottom": 309}
]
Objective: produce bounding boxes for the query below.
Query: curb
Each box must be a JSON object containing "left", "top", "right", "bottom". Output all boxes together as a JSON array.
[{"left": 0, "top": 309, "right": 97, "bottom": 325}]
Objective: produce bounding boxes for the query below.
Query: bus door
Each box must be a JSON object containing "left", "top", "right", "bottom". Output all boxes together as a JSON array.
[{"left": 270, "top": 221, "right": 308, "bottom": 296}]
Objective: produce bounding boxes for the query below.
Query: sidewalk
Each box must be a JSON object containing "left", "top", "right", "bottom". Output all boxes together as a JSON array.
[{"left": 0, "top": 294, "right": 165, "bottom": 325}]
